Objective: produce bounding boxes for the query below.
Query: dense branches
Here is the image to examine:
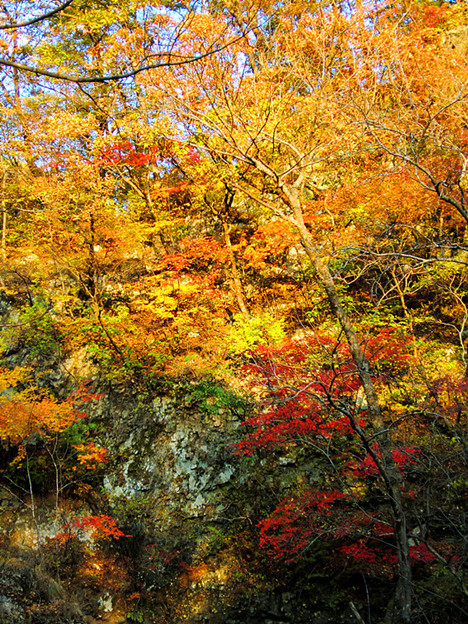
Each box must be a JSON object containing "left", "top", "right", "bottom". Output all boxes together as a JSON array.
[{"left": 0, "top": 2, "right": 468, "bottom": 622}]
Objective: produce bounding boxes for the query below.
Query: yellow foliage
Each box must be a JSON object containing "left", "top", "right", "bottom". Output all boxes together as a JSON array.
[{"left": 0, "top": 366, "right": 32, "bottom": 392}]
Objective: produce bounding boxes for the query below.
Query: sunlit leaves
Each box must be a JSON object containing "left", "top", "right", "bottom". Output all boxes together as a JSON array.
[{"left": 0, "top": 367, "right": 82, "bottom": 445}]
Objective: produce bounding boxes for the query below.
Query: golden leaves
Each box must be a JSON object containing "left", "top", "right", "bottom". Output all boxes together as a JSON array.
[{"left": 0, "top": 367, "right": 80, "bottom": 445}]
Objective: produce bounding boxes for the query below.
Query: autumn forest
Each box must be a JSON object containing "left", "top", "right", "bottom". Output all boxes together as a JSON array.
[{"left": 0, "top": 1, "right": 467, "bottom": 623}]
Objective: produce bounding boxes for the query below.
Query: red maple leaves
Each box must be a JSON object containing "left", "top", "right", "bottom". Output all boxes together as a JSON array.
[
  {"left": 233, "top": 329, "right": 461, "bottom": 575},
  {"left": 56, "top": 515, "right": 128, "bottom": 542}
]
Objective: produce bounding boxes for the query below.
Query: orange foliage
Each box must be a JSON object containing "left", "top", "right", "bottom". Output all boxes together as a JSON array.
[
  {"left": 73, "top": 443, "right": 108, "bottom": 469},
  {"left": 242, "top": 221, "right": 298, "bottom": 269},
  {"left": 0, "top": 368, "right": 82, "bottom": 446}
]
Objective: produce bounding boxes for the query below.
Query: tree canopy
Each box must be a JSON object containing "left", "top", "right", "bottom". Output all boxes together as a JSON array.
[{"left": 0, "top": 2, "right": 468, "bottom": 623}]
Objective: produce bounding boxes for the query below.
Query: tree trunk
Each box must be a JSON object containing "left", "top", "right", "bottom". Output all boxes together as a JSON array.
[
  {"left": 1, "top": 172, "right": 6, "bottom": 265},
  {"left": 293, "top": 218, "right": 412, "bottom": 623},
  {"left": 222, "top": 220, "right": 249, "bottom": 319}
]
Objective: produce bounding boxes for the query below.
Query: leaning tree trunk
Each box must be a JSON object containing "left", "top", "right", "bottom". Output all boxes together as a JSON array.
[
  {"left": 222, "top": 220, "right": 249, "bottom": 319},
  {"left": 292, "top": 212, "right": 412, "bottom": 623}
]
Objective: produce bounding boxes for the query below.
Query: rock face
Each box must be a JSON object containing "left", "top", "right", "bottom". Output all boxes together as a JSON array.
[
  {"left": 0, "top": 298, "right": 322, "bottom": 623},
  {"left": 102, "top": 390, "right": 241, "bottom": 523},
  {"left": 0, "top": 355, "right": 274, "bottom": 623}
]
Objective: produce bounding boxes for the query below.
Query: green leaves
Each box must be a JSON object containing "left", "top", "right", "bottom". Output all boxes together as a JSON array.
[{"left": 228, "top": 312, "right": 285, "bottom": 354}]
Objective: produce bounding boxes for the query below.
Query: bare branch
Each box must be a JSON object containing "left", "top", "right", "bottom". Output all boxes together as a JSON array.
[
  {"left": 0, "top": 33, "right": 247, "bottom": 83},
  {"left": 0, "top": 0, "right": 74, "bottom": 30}
]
